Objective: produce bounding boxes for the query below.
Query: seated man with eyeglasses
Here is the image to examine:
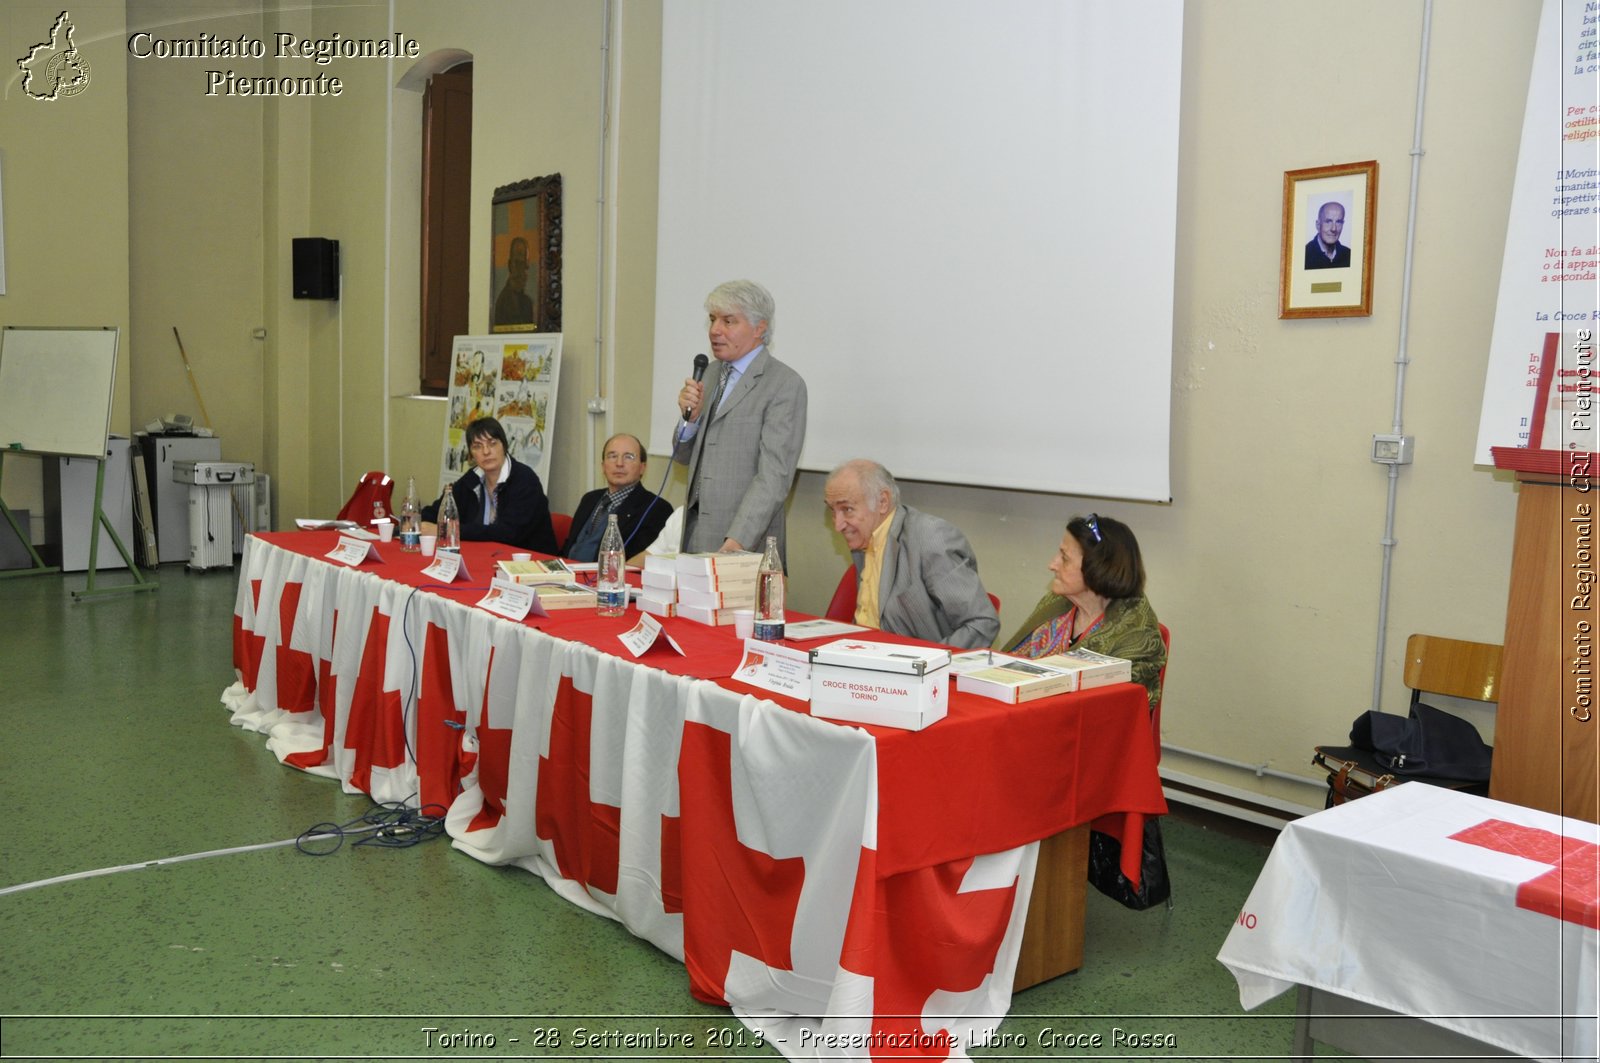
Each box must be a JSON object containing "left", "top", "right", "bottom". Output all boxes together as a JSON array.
[
  {"left": 824, "top": 459, "right": 999, "bottom": 650},
  {"left": 1000, "top": 513, "right": 1165, "bottom": 711},
  {"left": 562, "top": 433, "right": 673, "bottom": 561}
]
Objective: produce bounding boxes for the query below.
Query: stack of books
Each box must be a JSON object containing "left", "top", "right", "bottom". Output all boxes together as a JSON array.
[
  {"left": 531, "top": 583, "right": 598, "bottom": 610},
  {"left": 637, "top": 553, "right": 680, "bottom": 618},
  {"left": 491, "top": 558, "right": 596, "bottom": 610},
  {"left": 496, "top": 558, "right": 575, "bottom": 585},
  {"left": 954, "top": 647, "right": 1132, "bottom": 704},
  {"left": 673, "top": 551, "right": 760, "bottom": 625}
]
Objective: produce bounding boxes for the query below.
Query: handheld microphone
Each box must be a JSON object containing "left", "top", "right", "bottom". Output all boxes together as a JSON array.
[{"left": 684, "top": 353, "right": 710, "bottom": 419}]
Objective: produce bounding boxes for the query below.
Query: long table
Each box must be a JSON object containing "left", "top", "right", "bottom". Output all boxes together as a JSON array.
[
  {"left": 1217, "top": 784, "right": 1598, "bottom": 1062},
  {"left": 225, "top": 532, "right": 1167, "bottom": 1060}
]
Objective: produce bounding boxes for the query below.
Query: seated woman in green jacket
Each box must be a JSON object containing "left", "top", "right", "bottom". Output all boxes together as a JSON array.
[{"left": 1001, "top": 513, "right": 1165, "bottom": 710}]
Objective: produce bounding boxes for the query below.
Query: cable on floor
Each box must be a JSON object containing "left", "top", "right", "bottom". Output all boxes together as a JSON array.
[{"left": 296, "top": 799, "right": 449, "bottom": 856}]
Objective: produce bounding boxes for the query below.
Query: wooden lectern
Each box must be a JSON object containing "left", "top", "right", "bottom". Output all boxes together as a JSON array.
[{"left": 1488, "top": 447, "right": 1599, "bottom": 825}]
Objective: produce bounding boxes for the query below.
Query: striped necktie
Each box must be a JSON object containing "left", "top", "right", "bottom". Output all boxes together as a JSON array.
[{"left": 703, "top": 365, "right": 733, "bottom": 426}]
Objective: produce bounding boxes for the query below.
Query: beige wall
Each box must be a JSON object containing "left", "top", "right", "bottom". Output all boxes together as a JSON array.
[
  {"left": 127, "top": 0, "right": 265, "bottom": 472},
  {"left": 0, "top": 0, "right": 131, "bottom": 542},
  {"left": 5, "top": 0, "right": 1540, "bottom": 803}
]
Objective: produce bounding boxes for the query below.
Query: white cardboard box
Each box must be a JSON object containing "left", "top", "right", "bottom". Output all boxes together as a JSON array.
[
  {"left": 637, "top": 591, "right": 677, "bottom": 618},
  {"left": 677, "top": 584, "right": 756, "bottom": 609},
  {"left": 678, "top": 602, "right": 740, "bottom": 626},
  {"left": 809, "top": 639, "right": 951, "bottom": 730},
  {"left": 674, "top": 551, "right": 760, "bottom": 583}
]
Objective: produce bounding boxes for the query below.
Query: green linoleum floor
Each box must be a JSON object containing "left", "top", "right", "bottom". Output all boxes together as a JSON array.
[{"left": 0, "top": 564, "right": 1297, "bottom": 1061}]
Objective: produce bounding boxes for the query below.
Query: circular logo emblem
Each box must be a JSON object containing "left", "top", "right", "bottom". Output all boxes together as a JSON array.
[{"left": 44, "top": 50, "right": 92, "bottom": 98}]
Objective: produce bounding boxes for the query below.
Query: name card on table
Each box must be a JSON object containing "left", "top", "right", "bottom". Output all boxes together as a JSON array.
[
  {"left": 734, "top": 638, "right": 812, "bottom": 700},
  {"left": 476, "top": 578, "right": 537, "bottom": 621},
  {"left": 618, "top": 612, "right": 685, "bottom": 658},
  {"left": 327, "top": 535, "right": 385, "bottom": 567},
  {"left": 421, "top": 550, "right": 472, "bottom": 583}
]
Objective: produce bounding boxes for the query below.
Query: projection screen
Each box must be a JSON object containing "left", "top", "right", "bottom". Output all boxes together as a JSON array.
[{"left": 651, "top": 0, "right": 1183, "bottom": 501}]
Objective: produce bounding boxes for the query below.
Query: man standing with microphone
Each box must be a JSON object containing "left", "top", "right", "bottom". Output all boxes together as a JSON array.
[{"left": 674, "top": 279, "right": 808, "bottom": 560}]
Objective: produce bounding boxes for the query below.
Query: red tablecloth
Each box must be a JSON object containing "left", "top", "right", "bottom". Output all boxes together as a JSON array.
[{"left": 226, "top": 531, "right": 1166, "bottom": 1061}]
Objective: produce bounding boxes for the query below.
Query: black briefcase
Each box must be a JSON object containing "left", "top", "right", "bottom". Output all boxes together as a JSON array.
[{"left": 1311, "top": 744, "right": 1488, "bottom": 809}]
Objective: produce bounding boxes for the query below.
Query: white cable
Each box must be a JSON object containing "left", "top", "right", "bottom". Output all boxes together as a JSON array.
[{"left": 0, "top": 831, "right": 355, "bottom": 897}]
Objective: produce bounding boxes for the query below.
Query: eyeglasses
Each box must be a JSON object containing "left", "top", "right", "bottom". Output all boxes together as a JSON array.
[
  {"left": 604, "top": 451, "right": 640, "bottom": 463},
  {"left": 1084, "top": 513, "right": 1103, "bottom": 543}
]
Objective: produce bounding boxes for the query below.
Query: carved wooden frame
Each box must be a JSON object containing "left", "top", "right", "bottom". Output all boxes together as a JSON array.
[{"left": 490, "top": 173, "right": 562, "bottom": 333}]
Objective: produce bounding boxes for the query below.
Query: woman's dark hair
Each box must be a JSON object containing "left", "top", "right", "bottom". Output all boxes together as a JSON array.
[
  {"left": 464, "top": 417, "right": 510, "bottom": 452},
  {"left": 1066, "top": 513, "right": 1146, "bottom": 600}
]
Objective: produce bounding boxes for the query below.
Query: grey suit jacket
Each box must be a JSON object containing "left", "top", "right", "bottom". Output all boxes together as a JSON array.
[
  {"left": 673, "top": 348, "right": 807, "bottom": 558},
  {"left": 852, "top": 505, "right": 999, "bottom": 650}
]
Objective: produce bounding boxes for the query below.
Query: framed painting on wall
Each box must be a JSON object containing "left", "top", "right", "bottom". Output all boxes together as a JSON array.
[{"left": 490, "top": 174, "right": 562, "bottom": 334}]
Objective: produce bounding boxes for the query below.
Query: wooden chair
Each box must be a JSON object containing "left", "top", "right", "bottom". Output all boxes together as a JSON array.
[
  {"left": 1403, "top": 633, "right": 1502, "bottom": 706},
  {"left": 1313, "top": 633, "right": 1501, "bottom": 806}
]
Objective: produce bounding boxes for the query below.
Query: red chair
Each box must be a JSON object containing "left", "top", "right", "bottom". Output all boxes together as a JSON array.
[
  {"left": 1153, "top": 622, "right": 1171, "bottom": 761},
  {"left": 825, "top": 565, "right": 859, "bottom": 621},
  {"left": 335, "top": 472, "right": 394, "bottom": 528},
  {"left": 1153, "top": 621, "right": 1172, "bottom": 910},
  {"left": 550, "top": 512, "right": 573, "bottom": 552},
  {"left": 826, "top": 565, "right": 1002, "bottom": 624}
]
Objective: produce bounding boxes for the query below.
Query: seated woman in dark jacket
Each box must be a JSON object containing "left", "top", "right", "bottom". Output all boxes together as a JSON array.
[
  {"left": 1001, "top": 513, "right": 1165, "bottom": 710},
  {"left": 420, "top": 417, "right": 557, "bottom": 554}
]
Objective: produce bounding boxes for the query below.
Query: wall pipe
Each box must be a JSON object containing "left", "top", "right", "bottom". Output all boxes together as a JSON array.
[
  {"left": 589, "top": 0, "right": 617, "bottom": 490},
  {"left": 381, "top": 0, "right": 396, "bottom": 476},
  {"left": 1160, "top": 742, "right": 1325, "bottom": 791},
  {"left": 1371, "top": 0, "right": 1434, "bottom": 711}
]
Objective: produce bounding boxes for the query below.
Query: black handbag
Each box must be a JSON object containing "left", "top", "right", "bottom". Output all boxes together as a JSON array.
[{"left": 1087, "top": 817, "right": 1171, "bottom": 910}]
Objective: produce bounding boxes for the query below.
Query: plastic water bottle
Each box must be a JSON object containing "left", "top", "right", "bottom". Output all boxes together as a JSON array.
[
  {"left": 398, "top": 478, "right": 421, "bottom": 552},
  {"left": 438, "top": 487, "right": 461, "bottom": 553},
  {"left": 754, "top": 536, "right": 785, "bottom": 640},
  {"left": 597, "top": 513, "right": 627, "bottom": 616}
]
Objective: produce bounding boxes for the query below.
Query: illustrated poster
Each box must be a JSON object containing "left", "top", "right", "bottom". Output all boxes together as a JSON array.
[{"left": 439, "top": 333, "right": 562, "bottom": 493}]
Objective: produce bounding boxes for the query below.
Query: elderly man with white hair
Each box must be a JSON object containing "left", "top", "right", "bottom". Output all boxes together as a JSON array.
[
  {"left": 674, "top": 279, "right": 808, "bottom": 560},
  {"left": 824, "top": 459, "right": 999, "bottom": 650}
]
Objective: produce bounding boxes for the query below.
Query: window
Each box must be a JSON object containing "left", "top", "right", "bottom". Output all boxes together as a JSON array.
[{"left": 419, "top": 64, "right": 472, "bottom": 395}]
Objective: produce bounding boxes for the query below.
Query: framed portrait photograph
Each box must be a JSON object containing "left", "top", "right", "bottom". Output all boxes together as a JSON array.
[
  {"left": 490, "top": 173, "right": 563, "bottom": 334},
  {"left": 1279, "top": 160, "right": 1377, "bottom": 319}
]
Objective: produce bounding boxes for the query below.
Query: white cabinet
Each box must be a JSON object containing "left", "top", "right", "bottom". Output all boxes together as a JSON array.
[
  {"left": 136, "top": 433, "right": 221, "bottom": 564},
  {"left": 43, "top": 436, "right": 136, "bottom": 572}
]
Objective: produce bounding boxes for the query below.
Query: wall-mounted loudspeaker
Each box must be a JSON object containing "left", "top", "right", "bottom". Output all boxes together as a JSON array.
[{"left": 292, "top": 237, "right": 340, "bottom": 300}]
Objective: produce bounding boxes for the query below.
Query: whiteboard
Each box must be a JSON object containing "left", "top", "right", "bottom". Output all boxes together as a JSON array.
[
  {"left": 0, "top": 327, "right": 119, "bottom": 458},
  {"left": 651, "top": 0, "right": 1183, "bottom": 502}
]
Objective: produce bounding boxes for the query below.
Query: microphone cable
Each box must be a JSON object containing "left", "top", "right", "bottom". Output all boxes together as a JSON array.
[{"left": 296, "top": 798, "right": 449, "bottom": 856}]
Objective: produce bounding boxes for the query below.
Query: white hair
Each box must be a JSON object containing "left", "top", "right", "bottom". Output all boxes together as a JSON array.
[
  {"left": 705, "top": 279, "right": 776, "bottom": 347},
  {"left": 829, "top": 459, "right": 900, "bottom": 512}
]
